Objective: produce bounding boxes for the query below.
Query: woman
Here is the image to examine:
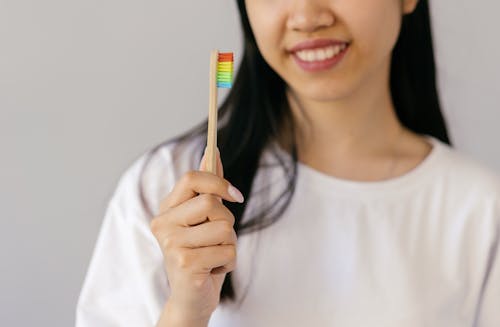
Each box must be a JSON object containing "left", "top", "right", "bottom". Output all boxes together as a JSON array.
[{"left": 76, "top": 0, "right": 500, "bottom": 326}]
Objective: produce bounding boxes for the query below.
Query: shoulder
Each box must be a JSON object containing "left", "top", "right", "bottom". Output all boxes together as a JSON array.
[
  {"left": 435, "top": 138, "right": 500, "bottom": 192},
  {"left": 110, "top": 134, "right": 205, "bottom": 219},
  {"left": 429, "top": 136, "right": 500, "bottom": 208}
]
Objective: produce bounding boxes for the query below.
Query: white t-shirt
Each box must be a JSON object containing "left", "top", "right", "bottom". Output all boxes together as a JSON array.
[{"left": 76, "top": 135, "right": 500, "bottom": 326}]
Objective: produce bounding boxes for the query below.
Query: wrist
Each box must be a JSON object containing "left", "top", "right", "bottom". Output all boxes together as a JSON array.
[{"left": 157, "top": 301, "right": 210, "bottom": 327}]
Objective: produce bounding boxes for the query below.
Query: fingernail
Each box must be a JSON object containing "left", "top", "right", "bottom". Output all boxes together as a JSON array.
[{"left": 227, "top": 184, "right": 244, "bottom": 203}]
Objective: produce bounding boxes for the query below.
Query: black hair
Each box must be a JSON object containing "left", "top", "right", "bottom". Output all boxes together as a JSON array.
[{"left": 139, "top": 0, "right": 450, "bottom": 303}]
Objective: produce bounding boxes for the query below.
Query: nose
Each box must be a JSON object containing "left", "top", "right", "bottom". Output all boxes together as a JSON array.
[{"left": 286, "top": 0, "right": 335, "bottom": 33}]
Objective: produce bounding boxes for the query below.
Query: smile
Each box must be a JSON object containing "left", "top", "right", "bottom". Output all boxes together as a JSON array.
[
  {"left": 291, "top": 43, "right": 350, "bottom": 72},
  {"left": 295, "top": 44, "right": 347, "bottom": 62}
]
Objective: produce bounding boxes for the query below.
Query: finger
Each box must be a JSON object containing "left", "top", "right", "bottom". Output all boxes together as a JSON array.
[
  {"left": 151, "top": 219, "right": 236, "bottom": 257},
  {"left": 180, "top": 220, "right": 237, "bottom": 248},
  {"left": 163, "top": 193, "right": 235, "bottom": 227},
  {"left": 176, "top": 245, "right": 236, "bottom": 274},
  {"left": 159, "top": 171, "right": 244, "bottom": 212},
  {"left": 211, "top": 260, "right": 236, "bottom": 275}
]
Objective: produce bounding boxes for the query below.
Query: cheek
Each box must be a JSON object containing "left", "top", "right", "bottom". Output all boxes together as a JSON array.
[
  {"left": 349, "top": 1, "right": 402, "bottom": 62},
  {"left": 245, "top": 2, "right": 286, "bottom": 62}
]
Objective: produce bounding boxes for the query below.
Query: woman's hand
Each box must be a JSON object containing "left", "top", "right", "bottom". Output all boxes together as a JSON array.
[{"left": 151, "top": 147, "right": 244, "bottom": 326}]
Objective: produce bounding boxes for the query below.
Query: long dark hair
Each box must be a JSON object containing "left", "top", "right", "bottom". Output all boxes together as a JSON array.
[{"left": 139, "top": 0, "right": 450, "bottom": 303}]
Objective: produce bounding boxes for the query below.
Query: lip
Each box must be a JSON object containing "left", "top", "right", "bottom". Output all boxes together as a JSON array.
[{"left": 290, "top": 40, "right": 350, "bottom": 73}]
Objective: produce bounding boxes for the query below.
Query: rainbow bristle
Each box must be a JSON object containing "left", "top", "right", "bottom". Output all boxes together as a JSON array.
[{"left": 217, "top": 52, "right": 233, "bottom": 88}]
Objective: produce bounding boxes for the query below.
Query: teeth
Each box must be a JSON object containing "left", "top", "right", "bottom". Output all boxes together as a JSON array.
[
  {"left": 295, "top": 44, "right": 347, "bottom": 62},
  {"left": 317, "top": 49, "right": 326, "bottom": 60},
  {"left": 306, "top": 51, "right": 314, "bottom": 61}
]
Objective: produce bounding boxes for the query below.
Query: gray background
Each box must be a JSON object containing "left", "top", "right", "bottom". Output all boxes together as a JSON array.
[{"left": 0, "top": 1, "right": 498, "bottom": 326}]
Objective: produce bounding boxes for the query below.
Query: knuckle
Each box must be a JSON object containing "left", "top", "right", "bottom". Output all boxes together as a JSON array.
[
  {"left": 182, "top": 170, "right": 198, "bottom": 186},
  {"left": 158, "top": 196, "right": 172, "bottom": 213},
  {"left": 199, "top": 194, "right": 216, "bottom": 210},
  {"left": 176, "top": 250, "right": 191, "bottom": 269},
  {"left": 150, "top": 210, "right": 172, "bottom": 234},
  {"left": 192, "top": 278, "right": 205, "bottom": 290},
  {"left": 225, "top": 265, "right": 235, "bottom": 273},
  {"left": 226, "top": 211, "right": 236, "bottom": 226},
  {"left": 225, "top": 246, "right": 237, "bottom": 261},
  {"left": 224, "top": 261, "right": 236, "bottom": 273},
  {"left": 231, "top": 229, "right": 238, "bottom": 243},
  {"left": 149, "top": 217, "right": 162, "bottom": 235},
  {"left": 161, "top": 234, "right": 175, "bottom": 251},
  {"left": 220, "top": 221, "right": 235, "bottom": 238}
]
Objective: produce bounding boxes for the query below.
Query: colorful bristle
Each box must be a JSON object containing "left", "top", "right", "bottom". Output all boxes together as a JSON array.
[{"left": 217, "top": 52, "right": 233, "bottom": 88}]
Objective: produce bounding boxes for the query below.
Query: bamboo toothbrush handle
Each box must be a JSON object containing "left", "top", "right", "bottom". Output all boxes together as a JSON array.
[{"left": 205, "top": 49, "right": 219, "bottom": 175}]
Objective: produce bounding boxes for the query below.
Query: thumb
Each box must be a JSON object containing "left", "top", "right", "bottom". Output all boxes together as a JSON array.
[
  {"left": 216, "top": 147, "right": 224, "bottom": 178},
  {"left": 198, "top": 146, "right": 224, "bottom": 178},
  {"left": 198, "top": 146, "right": 224, "bottom": 203},
  {"left": 198, "top": 147, "right": 207, "bottom": 171}
]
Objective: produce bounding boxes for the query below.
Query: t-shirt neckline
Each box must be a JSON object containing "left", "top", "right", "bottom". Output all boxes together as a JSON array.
[{"left": 271, "top": 135, "right": 445, "bottom": 197}]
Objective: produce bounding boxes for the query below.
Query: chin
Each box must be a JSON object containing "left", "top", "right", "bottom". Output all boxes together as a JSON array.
[{"left": 296, "top": 83, "right": 352, "bottom": 103}]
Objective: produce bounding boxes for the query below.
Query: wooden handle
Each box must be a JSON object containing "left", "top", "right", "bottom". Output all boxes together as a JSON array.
[{"left": 205, "top": 49, "right": 219, "bottom": 174}]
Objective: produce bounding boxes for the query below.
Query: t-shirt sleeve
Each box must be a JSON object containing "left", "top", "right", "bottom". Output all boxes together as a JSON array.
[
  {"left": 475, "top": 204, "right": 500, "bottom": 327},
  {"left": 75, "top": 150, "right": 175, "bottom": 326}
]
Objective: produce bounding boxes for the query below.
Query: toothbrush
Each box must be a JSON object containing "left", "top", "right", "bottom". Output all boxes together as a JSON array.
[{"left": 205, "top": 50, "right": 234, "bottom": 174}]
